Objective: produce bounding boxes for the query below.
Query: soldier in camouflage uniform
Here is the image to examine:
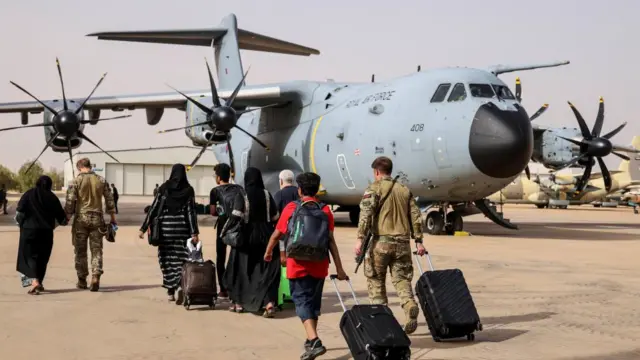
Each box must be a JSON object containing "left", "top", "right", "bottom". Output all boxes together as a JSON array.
[
  {"left": 65, "top": 158, "right": 117, "bottom": 292},
  {"left": 354, "top": 156, "right": 426, "bottom": 334}
]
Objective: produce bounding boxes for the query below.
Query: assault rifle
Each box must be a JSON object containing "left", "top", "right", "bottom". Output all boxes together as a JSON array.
[{"left": 354, "top": 175, "right": 399, "bottom": 273}]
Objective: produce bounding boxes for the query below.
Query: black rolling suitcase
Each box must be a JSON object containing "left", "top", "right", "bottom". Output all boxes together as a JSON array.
[
  {"left": 413, "top": 251, "right": 483, "bottom": 342},
  {"left": 329, "top": 275, "right": 411, "bottom": 360}
]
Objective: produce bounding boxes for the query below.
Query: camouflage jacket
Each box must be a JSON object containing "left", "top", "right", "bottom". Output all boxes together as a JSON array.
[
  {"left": 65, "top": 171, "right": 116, "bottom": 215},
  {"left": 356, "top": 175, "right": 423, "bottom": 240}
]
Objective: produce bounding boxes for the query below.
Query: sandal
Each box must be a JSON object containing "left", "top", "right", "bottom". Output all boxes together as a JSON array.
[
  {"left": 263, "top": 307, "right": 276, "bottom": 318},
  {"left": 27, "top": 287, "right": 40, "bottom": 295}
]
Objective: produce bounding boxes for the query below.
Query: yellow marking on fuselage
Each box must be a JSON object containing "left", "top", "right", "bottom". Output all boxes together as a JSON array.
[{"left": 309, "top": 116, "right": 327, "bottom": 193}]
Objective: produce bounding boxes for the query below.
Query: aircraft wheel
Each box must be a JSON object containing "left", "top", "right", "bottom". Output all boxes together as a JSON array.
[
  {"left": 593, "top": 204, "right": 601, "bottom": 208},
  {"left": 349, "top": 209, "right": 360, "bottom": 226},
  {"left": 536, "top": 204, "right": 545, "bottom": 209},
  {"left": 448, "top": 211, "right": 463, "bottom": 232},
  {"left": 425, "top": 211, "right": 444, "bottom": 235}
]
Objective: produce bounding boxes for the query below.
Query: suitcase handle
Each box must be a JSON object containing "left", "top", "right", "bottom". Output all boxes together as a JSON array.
[
  {"left": 412, "top": 251, "right": 435, "bottom": 274},
  {"left": 329, "top": 274, "right": 359, "bottom": 312}
]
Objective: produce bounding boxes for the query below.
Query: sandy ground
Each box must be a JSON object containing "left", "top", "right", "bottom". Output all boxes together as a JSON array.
[{"left": 1, "top": 203, "right": 640, "bottom": 360}]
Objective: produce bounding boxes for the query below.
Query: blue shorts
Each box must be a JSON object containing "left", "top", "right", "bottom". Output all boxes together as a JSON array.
[{"left": 290, "top": 275, "right": 325, "bottom": 322}]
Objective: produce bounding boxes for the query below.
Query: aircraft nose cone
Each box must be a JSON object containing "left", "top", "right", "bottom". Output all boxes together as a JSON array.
[{"left": 468, "top": 103, "right": 533, "bottom": 178}]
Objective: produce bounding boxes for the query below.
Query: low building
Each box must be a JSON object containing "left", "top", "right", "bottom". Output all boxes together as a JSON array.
[{"left": 63, "top": 146, "right": 218, "bottom": 196}]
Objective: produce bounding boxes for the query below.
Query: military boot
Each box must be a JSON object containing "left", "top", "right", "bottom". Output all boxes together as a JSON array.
[
  {"left": 89, "top": 275, "right": 100, "bottom": 292},
  {"left": 403, "top": 302, "right": 420, "bottom": 335},
  {"left": 76, "top": 277, "right": 88, "bottom": 289}
]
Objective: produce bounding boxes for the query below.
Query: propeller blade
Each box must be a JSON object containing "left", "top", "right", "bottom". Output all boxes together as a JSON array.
[
  {"left": 225, "top": 66, "right": 251, "bottom": 108},
  {"left": 233, "top": 125, "right": 269, "bottom": 150},
  {"left": 189, "top": 145, "right": 209, "bottom": 168},
  {"left": 236, "top": 103, "right": 281, "bottom": 115},
  {"left": 227, "top": 138, "right": 236, "bottom": 179},
  {"left": 55, "top": 58, "right": 68, "bottom": 111},
  {"left": 204, "top": 58, "right": 221, "bottom": 108},
  {"left": 602, "top": 121, "right": 626, "bottom": 140},
  {"left": 166, "top": 84, "right": 212, "bottom": 115},
  {"left": 515, "top": 77, "right": 522, "bottom": 102},
  {"left": 9, "top": 81, "right": 59, "bottom": 115},
  {"left": 559, "top": 136, "right": 586, "bottom": 148},
  {"left": 25, "top": 131, "right": 60, "bottom": 174},
  {"left": 567, "top": 101, "right": 593, "bottom": 140},
  {"left": 528, "top": 104, "right": 549, "bottom": 121},
  {"left": 597, "top": 156, "right": 612, "bottom": 192},
  {"left": 524, "top": 165, "right": 531, "bottom": 180},
  {"left": 612, "top": 151, "right": 630, "bottom": 161},
  {"left": 157, "top": 121, "right": 208, "bottom": 134},
  {"left": 612, "top": 144, "right": 640, "bottom": 153},
  {"left": 575, "top": 161, "right": 593, "bottom": 193},
  {"left": 556, "top": 153, "right": 588, "bottom": 171},
  {"left": 0, "top": 122, "right": 52, "bottom": 132},
  {"left": 67, "top": 140, "right": 75, "bottom": 178},
  {"left": 80, "top": 114, "right": 132, "bottom": 124},
  {"left": 75, "top": 73, "right": 107, "bottom": 114},
  {"left": 76, "top": 130, "right": 120, "bottom": 163},
  {"left": 591, "top": 96, "right": 605, "bottom": 138}
]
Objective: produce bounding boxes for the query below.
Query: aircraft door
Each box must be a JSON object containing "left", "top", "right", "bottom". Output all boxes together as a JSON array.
[
  {"left": 431, "top": 133, "right": 452, "bottom": 169},
  {"left": 336, "top": 154, "right": 356, "bottom": 189}
]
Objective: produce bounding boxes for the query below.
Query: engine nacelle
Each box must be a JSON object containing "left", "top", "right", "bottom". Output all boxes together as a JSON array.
[
  {"left": 146, "top": 107, "right": 164, "bottom": 125},
  {"left": 531, "top": 127, "right": 582, "bottom": 170}
]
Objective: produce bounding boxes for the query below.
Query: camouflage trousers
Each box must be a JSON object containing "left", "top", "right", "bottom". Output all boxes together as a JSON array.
[
  {"left": 363, "top": 235, "right": 417, "bottom": 312},
  {"left": 73, "top": 212, "right": 105, "bottom": 279}
]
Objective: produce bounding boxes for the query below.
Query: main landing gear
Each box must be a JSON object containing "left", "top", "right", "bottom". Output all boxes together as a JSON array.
[{"left": 424, "top": 203, "right": 464, "bottom": 236}]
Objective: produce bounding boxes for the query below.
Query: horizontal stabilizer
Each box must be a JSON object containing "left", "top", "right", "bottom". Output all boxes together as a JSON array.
[
  {"left": 488, "top": 60, "right": 570, "bottom": 75},
  {"left": 87, "top": 28, "right": 320, "bottom": 56}
]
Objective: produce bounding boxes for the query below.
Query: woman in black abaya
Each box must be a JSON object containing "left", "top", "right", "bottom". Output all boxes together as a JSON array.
[
  {"left": 139, "top": 163, "right": 200, "bottom": 302},
  {"left": 224, "top": 167, "right": 281, "bottom": 317},
  {"left": 16, "top": 175, "right": 68, "bottom": 295}
]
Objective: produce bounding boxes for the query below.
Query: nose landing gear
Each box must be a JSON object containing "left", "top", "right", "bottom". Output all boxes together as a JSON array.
[{"left": 424, "top": 206, "right": 464, "bottom": 236}]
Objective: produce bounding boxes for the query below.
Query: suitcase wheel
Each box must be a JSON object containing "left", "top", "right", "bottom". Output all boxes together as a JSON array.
[
  {"left": 477, "top": 322, "right": 483, "bottom": 331},
  {"left": 433, "top": 336, "right": 441, "bottom": 342},
  {"left": 184, "top": 296, "right": 191, "bottom": 310},
  {"left": 467, "top": 333, "right": 475, "bottom": 341}
]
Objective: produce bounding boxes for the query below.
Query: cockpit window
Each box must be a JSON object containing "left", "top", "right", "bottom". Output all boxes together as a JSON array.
[
  {"left": 469, "top": 84, "right": 495, "bottom": 98},
  {"left": 492, "top": 85, "right": 515, "bottom": 99},
  {"left": 430, "top": 83, "right": 451, "bottom": 103},
  {"left": 447, "top": 83, "right": 467, "bottom": 102}
]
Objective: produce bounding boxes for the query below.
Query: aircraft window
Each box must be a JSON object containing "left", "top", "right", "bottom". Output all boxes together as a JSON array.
[
  {"left": 430, "top": 83, "right": 451, "bottom": 103},
  {"left": 447, "top": 83, "right": 467, "bottom": 102},
  {"left": 492, "top": 85, "right": 515, "bottom": 99},
  {"left": 469, "top": 84, "right": 495, "bottom": 98}
]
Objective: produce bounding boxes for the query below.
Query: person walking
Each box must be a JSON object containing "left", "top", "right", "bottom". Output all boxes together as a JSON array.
[
  {"left": 273, "top": 169, "right": 299, "bottom": 214},
  {"left": 111, "top": 184, "right": 119, "bottom": 214},
  {"left": 139, "top": 164, "right": 200, "bottom": 302},
  {"left": 15, "top": 175, "right": 68, "bottom": 294},
  {"left": 65, "top": 158, "right": 117, "bottom": 292},
  {"left": 353, "top": 156, "right": 426, "bottom": 334},
  {"left": 209, "top": 163, "right": 244, "bottom": 300}
]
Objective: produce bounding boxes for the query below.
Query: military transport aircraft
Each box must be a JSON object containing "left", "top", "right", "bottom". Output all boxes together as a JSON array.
[
  {"left": 0, "top": 13, "right": 573, "bottom": 235},
  {"left": 0, "top": 59, "right": 131, "bottom": 175}
]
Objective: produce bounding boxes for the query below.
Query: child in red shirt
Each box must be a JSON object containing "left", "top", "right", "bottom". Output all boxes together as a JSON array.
[{"left": 265, "top": 172, "right": 347, "bottom": 360}]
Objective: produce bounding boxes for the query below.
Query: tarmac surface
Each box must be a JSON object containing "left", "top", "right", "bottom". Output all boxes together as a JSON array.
[{"left": 1, "top": 202, "right": 640, "bottom": 360}]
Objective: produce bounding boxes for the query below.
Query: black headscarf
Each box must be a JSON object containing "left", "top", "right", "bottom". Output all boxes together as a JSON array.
[
  {"left": 159, "top": 164, "right": 194, "bottom": 214},
  {"left": 17, "top": 175, "right": 66, "bottom": 228},
  {"left": 243, "top": 167, "right": 273, "bottom": 223}
]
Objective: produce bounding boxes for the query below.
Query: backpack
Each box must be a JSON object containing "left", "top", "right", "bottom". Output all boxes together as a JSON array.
[
  {"left": 215, "top": 184, "right": 244, "bottom": 221},
  {"left": 285, "top": 200, "right": 330, "bottom": 261}
]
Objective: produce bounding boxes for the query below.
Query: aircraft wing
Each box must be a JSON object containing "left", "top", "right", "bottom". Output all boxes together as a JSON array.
[
  {"left": 587, "top": 171, "right": 624, "bottom": 181},
  {"left": 0, "top": 83, "right": 306, "bottom": 115}
]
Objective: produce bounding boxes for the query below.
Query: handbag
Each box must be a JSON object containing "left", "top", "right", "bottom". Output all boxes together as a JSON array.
[{"left": 149, "top": 195, "right": 166, "bottom": 246}]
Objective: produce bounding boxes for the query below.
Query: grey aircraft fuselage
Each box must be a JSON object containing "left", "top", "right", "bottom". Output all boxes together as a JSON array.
[{"left": 186, "top": 69, "right": 534, "bottom": 207}]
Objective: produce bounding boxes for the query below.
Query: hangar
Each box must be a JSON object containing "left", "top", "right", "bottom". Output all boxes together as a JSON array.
[{"left": 63, "top": 146, "right": 218, "bottom": 196}]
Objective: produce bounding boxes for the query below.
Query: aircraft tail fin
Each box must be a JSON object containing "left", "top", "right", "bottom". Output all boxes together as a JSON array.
[
  {"left": 488, "top": 60, "right": 570, "bottom": 75},
  {"left": 87, "top": 13, "right": 319, "bottom": 90},
  {"left": 618, "top": 136, "right": 640, "bottom": 181}
]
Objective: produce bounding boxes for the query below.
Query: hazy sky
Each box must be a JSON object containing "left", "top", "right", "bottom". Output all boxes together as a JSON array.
[{"left": 1, "top": 0, "right": 638, "bottom": 174}]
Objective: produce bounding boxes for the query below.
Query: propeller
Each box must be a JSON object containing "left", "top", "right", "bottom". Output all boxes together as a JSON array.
[
  {"left": 555, "top": 97, "right": 633, "bottom": 193},
  {"left": 514, "top": 76, "right": 550, "bottom": 180},
  {"left": 1, "top": 58, "right": 128, "bottom": 174},
  {"left": 160, "top": 58, "right": 278, "bottom": 173}
]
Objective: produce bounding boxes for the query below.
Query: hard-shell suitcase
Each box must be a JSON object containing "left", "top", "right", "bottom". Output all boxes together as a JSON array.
[
  {"left": 413, "top": 251, "right": 482, "bottom": 342},
  {"left": 181, "top": 260, "right": 217, "bottom": 310},
  {"left": 329, "top": 275, "right": 411, "bottom": 360}
]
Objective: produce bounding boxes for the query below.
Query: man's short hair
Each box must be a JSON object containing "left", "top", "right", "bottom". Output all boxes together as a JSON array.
[
  {"left": 296, "top": 172, "right": 321, "bottom": 197},
  {"left": 279, "top": 169, "right": 294, "bottom": 184},
  {"left": 214, "top": 163, "right": 231, "bottom": 182},
  {"left": 76, "top": 157, "right": 91, "bottom": 170},
  {"left": 371, "top": 156, "right": 393, "bottom": 175}
]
